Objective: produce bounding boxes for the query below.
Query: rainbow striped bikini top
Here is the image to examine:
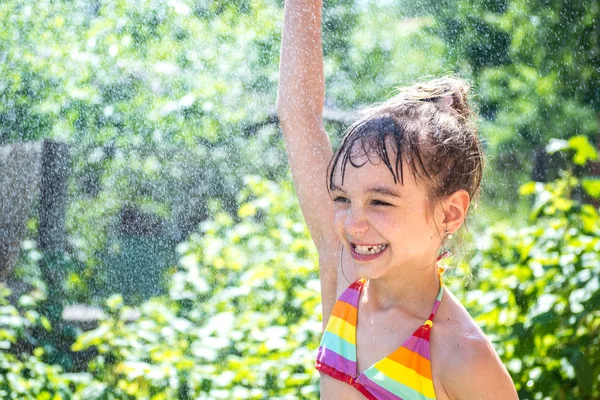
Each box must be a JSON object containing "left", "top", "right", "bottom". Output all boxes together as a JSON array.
[{"left": 315, "top": 271, "right": 444, "bottom": 400}]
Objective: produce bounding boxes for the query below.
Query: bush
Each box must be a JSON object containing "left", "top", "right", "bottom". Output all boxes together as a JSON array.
[
  {"left": 72, "top": 176, "right": 322, "bottom": 399},
  {"left": 464, "top": 137, "right": 600, "bottom": 399},
  {"left": 0, "top": 285, "right": 92, "bottom": 399}
]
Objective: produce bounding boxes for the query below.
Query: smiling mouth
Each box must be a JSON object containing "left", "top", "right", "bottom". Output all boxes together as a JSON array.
[{"left": 351, "top": 243, "right": 389, "bottom": 255}]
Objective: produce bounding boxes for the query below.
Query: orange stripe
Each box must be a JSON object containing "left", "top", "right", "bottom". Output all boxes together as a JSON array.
[
  {"left": 387, "top": 346, "right": 432, "bottom": 380},
  {"left": 330, "top": 300, "right": 358, "bottom": 327}
]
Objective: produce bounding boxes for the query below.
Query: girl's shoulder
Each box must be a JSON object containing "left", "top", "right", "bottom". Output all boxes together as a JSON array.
[
  {"left": 432, "top": 287, "right": 518, "bottom": 399},
  {"left": 434, "top": 285, "right": 481, "bottom": 334},
  {"left": 432, "top": 286, "right": 486, "bottom": 362}
]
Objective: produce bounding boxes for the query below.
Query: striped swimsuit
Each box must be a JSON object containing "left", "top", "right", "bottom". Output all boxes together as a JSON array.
[{"left": 315, "top": 270, "right": 444, "bottom": 400}]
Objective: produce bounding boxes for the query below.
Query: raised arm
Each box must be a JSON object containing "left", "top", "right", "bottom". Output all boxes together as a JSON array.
[{"left": 277, "top": 0, "right": 338, "bottom": 318}]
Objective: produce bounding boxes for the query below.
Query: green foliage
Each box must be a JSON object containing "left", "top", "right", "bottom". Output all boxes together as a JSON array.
[
  {"left": 71, "top": 176, "right": 322, "bottom": 399},
  {"left": 465, "top": 139, "right": 600, "bottom": 399},
  {"left": 546, "top": 136, "right": 599, "bottom": 167},
  {"left": 2, "top": 0, "right": 293, "bottom": 298},
  {"left": 323, "top": 2, "right": 448, "bottom": 109},
  {"left": 4, "top": 0, "right": 448, "bottom": 300},
  {"left": 428, "top": 0, "right": 599, "bottom": 208},
  {"left": 0, "top": 285, "right": 93, "bottom": 399}
]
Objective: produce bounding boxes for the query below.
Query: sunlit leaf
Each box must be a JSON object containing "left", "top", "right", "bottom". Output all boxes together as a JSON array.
[
  {"left": 582, "top": 178, "right": 600, "bottom": 199},
  {"left": 569, "top": 135, "right": 599, "bottom": 165}
]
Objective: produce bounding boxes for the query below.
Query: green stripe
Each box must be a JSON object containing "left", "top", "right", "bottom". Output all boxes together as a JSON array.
[
  {"left": 363, "top": 366, "right": 435, "bottom": 400},
  {"left": 436, "top": 281, "right": 444, "bottom": 301},
  {"left": 322, "top": 331, "right": 356, "bottom": 362}
]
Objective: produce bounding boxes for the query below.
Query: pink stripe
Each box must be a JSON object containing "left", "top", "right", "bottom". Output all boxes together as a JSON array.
[
  {"left": 431, "top": 299, "right": 441, "bottom": 315},
  {"left": 317, "top": 346, "right": 356, "bottom": 377},
  {"left": 356, "top": 374, "right": 404, "bottom": 400},
  {"left": 403, "top": 336, "right": 431, "bottom": 360},
  {"left": 338, "top": 287, "right": 360, "bottom": 307}
]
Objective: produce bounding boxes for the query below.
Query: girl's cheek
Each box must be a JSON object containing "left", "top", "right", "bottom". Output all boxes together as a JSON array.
[{"left": 333, "top": 210, "right": 346, "bottom": 230}]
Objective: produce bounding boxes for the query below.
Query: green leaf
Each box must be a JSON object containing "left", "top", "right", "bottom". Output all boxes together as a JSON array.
[
  {"left": 40, "top": 316, "right": 52, "bottom": 332},
  {"left": 519, "top": 181, "right": 538, "bottom": 196},
  {"left": 582, "top": 178, "right": 600, "bottom": 198},
  {"left": 569, "top": 135, "right": 598, "bottom": 165}
]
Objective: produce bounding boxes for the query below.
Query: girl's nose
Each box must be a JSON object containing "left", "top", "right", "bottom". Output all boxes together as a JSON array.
[{"left": 344, "top": 207, "right": 369, "bottom": 235}]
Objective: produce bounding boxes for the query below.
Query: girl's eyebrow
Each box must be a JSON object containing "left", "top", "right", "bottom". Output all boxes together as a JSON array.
[
  {"left": 330, "top": 184, "right": 401, "bottom": 198},
  {"left": 367, "top": 186, "right": 402, "bottom": 198}
]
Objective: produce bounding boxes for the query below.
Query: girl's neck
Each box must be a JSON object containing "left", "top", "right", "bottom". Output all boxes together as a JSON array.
[{"left": 361, "top": 258, "right": 442, "bottom": 314}]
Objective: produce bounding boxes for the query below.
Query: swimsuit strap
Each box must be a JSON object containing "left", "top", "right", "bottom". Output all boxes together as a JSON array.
[{"left": 424, "top": 266, "right": 445, "bottom": 328}]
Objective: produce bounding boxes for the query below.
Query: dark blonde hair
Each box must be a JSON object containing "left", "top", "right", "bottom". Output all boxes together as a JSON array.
[{"left": 327, "top": 77, "right": 484, "bottom": 215}]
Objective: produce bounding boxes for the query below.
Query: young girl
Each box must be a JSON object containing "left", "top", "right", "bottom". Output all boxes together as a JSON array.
[{"left": 277, "top": 1, "right": 518, "bottom": 399}]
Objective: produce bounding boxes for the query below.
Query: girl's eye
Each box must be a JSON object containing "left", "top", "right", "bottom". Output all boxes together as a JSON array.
[
  {"left": 372, "top": 200, "right": 391, "bottom": 206},
  {"left": 333, "top": 197, "right": 390, "bottom": 206}
]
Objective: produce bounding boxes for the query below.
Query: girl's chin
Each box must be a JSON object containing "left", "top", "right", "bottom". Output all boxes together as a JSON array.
[{"left": 351, "top": 262, "right": 392, "bottom": 281}]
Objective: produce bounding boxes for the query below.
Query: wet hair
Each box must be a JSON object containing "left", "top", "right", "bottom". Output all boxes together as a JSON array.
[{"left": 327, "top": 77, "right": 484, "bottom": 216}]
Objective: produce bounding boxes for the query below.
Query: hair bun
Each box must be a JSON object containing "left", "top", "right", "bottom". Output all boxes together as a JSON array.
[
  {"left": 397, "top": 77, "right": 474, "bottom": 124},
  {"left": 435, "top": 95, "right": 460, "bottom": 118}
]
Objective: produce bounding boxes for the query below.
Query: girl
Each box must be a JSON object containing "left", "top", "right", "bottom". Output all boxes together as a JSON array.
[{"left": 277, "top": 1, "right": 518, "bottom": 399}]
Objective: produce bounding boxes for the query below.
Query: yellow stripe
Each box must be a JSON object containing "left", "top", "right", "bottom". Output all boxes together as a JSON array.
[
  {"left": 387, "top": 346, "right": 432, "bottom": 380},
  {"left": 326, "top": 315, "right": 356, "bottom": 345},
  {"left": 374, "top": 357, "right": 436, "bottom": 398}
]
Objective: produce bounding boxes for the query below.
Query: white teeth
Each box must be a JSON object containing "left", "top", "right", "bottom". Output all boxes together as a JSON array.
[{"left": 354, "top": 244, "right": 387, "bottom": 255}]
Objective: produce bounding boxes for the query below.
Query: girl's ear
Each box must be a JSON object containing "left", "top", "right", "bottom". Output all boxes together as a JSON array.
[{"left": 441, "top": 189, "right": 470, "bottom": 234}]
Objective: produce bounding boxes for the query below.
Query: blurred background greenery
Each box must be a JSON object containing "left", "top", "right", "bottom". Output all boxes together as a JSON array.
[{"left": 0, "top": 0, "right": 598, "bottom": 399}]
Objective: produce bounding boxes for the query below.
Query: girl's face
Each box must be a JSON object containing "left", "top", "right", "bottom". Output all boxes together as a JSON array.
[{"left": 330, "top": 148, "right": 443, "bottom": 281}]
